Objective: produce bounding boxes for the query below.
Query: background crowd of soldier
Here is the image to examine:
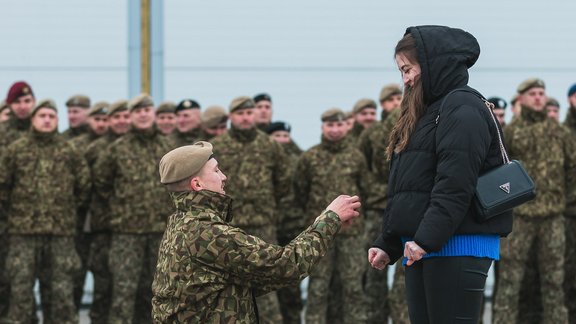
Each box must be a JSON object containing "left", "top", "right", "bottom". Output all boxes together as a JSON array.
[{"left": 0, "top": 78, "right": 575, "bottom": 323}]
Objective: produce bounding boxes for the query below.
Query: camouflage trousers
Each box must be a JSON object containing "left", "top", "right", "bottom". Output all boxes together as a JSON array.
[
  {"left": 493, "top": 215, "right": 568, "bottom": 324},
  {"left": 363, "top": 210, "right": 389, "bottom": 324},
  {"left": 87, "top": 232, "right": 112, "bottom": 324},
  {"left": 0, "top": 235, "right": 9, "bottom": 320},
  {"left": 108, "top": 233, "right": 162, "bottom": 324},
  {"left": 73, "top": 232, "right": 91, "bottom": 310},
  {"left": 564, "top": 217, "right": 576, "bottom": 323},
  {"left": 389, "top": 264, "right": 410, "bottom": 324},
  {"left": 305, "top": 234, "right": 367, "bottom": 324},
  {"left": 244, "top": 225, "right": 283, "bottom": 324},
  {"left": 3, "top": 235, "right": 80, "bottom": 324}
]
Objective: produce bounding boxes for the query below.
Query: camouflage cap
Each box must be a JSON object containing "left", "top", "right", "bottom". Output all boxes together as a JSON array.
[
  {"left": 159, "top": 141, "right": 214, "bottom": 184},
  {"left": 88, "top": 101, "right": 110, "bottom": 117},
  {"left": 6, "top": 81, "right": 34, "bottom": 104},
  {"left": 487, "top": 97, "right": 507, "bottom": 109},
  {"left": 321, "top": 108, "right": 346, "bottom": 122},
  {"left": 108, "top": 99, "right": 129, "bottom": 116},
  {"left": 0, "top": 100, "right": 8, "bottom": 112},
  {"left": 546, "top": 97, "right": 560, "bottom": 108},
  {"left": 175, "top": 99, "right": 201, "bottom": 113},
  {"left": 229, "top": 96, "right": 255, "bottom": 113},
  {"left": 128, "top": 93, "right": 154, "bottom": 111},
  {"left": 31, "top": 99, "right": 57, "bottom": 116},
  {"left": 253, "top": 93, "right": 272, "bottom": 103},
  {"left": 65, "top": 94, "right": 91, "bottom": 108},
  {"left": 352, "top": 98, "right": 377, "bottom": 114},
  {"left": 379, "top": 83, "right": 402, "bottom": 102},
  {"left": 517, "top": 78, "right": 545, "bottom": 94},
  {"left": 156, "top": 101, "right": 177, "bottom": 114},
  {"left": 201, "top": 105, "right": 228, "bottom": 128}
]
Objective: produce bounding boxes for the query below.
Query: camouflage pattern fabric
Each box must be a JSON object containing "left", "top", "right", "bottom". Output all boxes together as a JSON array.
[
  {"left": 61, "top": 124, "right": 90, "bottom": 141},
  {"left": 0, "top": 117, "right": 31, "bottom": 149},
  {"left": 364, "top": 210, "right": 389, "bottom": 323},
  {"left": 0, "top": 235, "right": 8, "bottom": 320},
  {"left": 169, "top": 128, "right": 201, "bottom": 148},
  {"left": 347, "top": 122, "right": 366, "bottom": 143},
  {"left": 4, "top": 235, "right": 80, "bottom": 324},
  {"left": 151, "top": 189, "right": 342, "bottom": 323},
  {"left": 87, "top": 232, "right": 112, "bottom": 324},
  {"left": 564, "top": 217, "right": 576, "bottom": 323},
  {"left": 389, "top": 264, "right": 409, "bottom": 324}
]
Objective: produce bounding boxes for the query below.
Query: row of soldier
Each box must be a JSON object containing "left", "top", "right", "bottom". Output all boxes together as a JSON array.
[{"left": 0, "top": 78, "right": 575, "bottom": 323}]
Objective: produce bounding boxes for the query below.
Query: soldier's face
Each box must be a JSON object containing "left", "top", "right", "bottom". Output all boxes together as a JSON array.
[
  {"left": 254, "top": 100, "right": 272, "bottom": 124},
  {"left": 196, "top": 158, "right": 227, "bottom": 194},
  {"left": 230, "top": 108, "right": 255, "bottom": 130},
  {"left": 493, "top": 108, "right": 506, "bottom": 127},
  {"left": 131, "top": 106, "right": 155, "bottom": 130},
  {"left": 109, "top": 111, "right": 131, "bottom": 134},
  {"left": 67, "top": 106, "right": 89, "bottom": 128},
  {"left": 31, "top": 108, "right": 58, "bottom": 133},
  {"left": 10, "top": 94, "right": 35, "bottom": 119},
  {"left": 381, "top": 94, "right": 402, "bottom": 112},
  {"left": 354, "top": 108, "right": 377, "bottom": 129},
  {"left": 546, "top": 105, "right": 560, "bottom": 122},
  {"left": 176, "top": 109, "right": 201, "bottom": 132},
  {"left": 204, "top": 123, "right": 227, "bottom": 136},
  {"left": 346, "top": 116, "right": 354, "bottom": 130},
  {"left": 88, "top": 115, "right": 109, "bottom": 135},
  {"left": 520, "top": 87, "right": 546, "bottom": 111},
  {"left": 156, "top": 112, "right": 176, "bottom": 135},
  {"left": 322, "top": 121, "right": 348, "bottom": 142},
  {"left": 569, "top": 93, "right": 576, "bottom": 108},
  {"left": 270, "top": 130, "right": 291, "bottom": 144}
]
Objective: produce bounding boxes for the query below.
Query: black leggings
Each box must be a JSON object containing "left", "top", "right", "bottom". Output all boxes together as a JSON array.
[{"left": 405, "top": 256, "right": 492, "bottom": 324}]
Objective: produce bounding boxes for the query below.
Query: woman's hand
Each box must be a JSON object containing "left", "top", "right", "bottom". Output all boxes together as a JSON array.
[
  {"left": 404, "top": 241, "right": 427, "bottom": 266},
  {"left": 368, "top": 247, "right": 390, "bottom": 270}
]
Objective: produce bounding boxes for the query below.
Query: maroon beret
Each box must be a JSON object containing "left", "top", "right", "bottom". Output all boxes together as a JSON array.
[{"left": 6, "top": 81, "right": 34, "bottom": 104}]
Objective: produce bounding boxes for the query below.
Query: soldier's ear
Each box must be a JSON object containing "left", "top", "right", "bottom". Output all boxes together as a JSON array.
[{"left": 190, "top": 177, "right": 202, "bottom": 192}]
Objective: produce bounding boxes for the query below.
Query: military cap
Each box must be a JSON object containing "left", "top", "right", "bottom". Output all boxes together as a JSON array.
[
  {"left": 128, "top": 93, "right": 154, "bottom": 111},
  {"left": 321, "top": 108, "right": 346, "bottom": 122},
  {"left": 65, "top": 94, "right": 91, "bottom": 108},
  {"left": 156, "top": 101, "right": 177, "bottom": 114},
  {"left": 108, "top": 99, "right": 129, "bottom": 116},
  {"left": 379, "top": 83, "right": 402, "bottom": 102},
  {"left": 175, "top": 99, "right": 201, "bottom": 113},
  {"left": 31, "top": 99, "right": 57, "bottom": 116},
  {"left": 344, "top": 110, "right": 354, "bottom": 119},
  {"left": 201, "top": 105, "right": 228, "bottom": 128},
  {"left": 352, "top": 98, "right": 377, "bottom": 114},
  {"left": 546, "top": 97, "right": 560, "bottom": 108},
  {"left": 0, "top": 100, "right": 8, "bottom": 112},
  {"left": 253, "top": 93, "right": 272, "bottom": 103},
  {"left": 487, "top": 97, "right": 507, "bottom": 110},
  {"left": 266, "top": 121, "right": 291, "bottom": 134},
  {"left": 159, "top": 141, "right": 214, "bottom": 184},
  {"left": 88, "top": 101, "right": 110, "bottom": 117},
  {"left": 517, "top": 78, "right": 545, "bottom": 94},
  {"left": 229, "top": 96, "right": 255, "bottom": 113},
  {"left": 568, "top": 83, "right": 576, "bottom": 97},
  {"left": 6, "top": 81, "right": 34, "bottom": 104}
]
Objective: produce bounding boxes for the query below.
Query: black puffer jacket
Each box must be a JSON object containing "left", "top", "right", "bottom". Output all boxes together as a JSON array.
[{"left": 373, "top": 26, "right": 512, "bottom": 263}]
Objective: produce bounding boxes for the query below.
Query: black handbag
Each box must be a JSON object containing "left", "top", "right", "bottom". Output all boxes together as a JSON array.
[{"left": 437, "top": 88, "right": 536, "bottom": 221}]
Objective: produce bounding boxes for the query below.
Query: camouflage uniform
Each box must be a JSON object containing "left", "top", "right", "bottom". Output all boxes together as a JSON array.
[
  {"left": 93, "top": 127, "right": 172, "bottom": 323},
  {"left": 152, "top": 189, "right": 343, "bottom": 323},
  {"left": 493, "top": 106, "right": 576, "bottom": 324},
  {"left": 0, "top": 130, "right": 90, "bottom": 323},
  {"left": 294, "top": 136, "right": 368, "bottom": 324},
  {"left": 211, "top": 126, "right": 291, "bottom": 324},
  {"left": 170, "top": 128, "right": 201, "bottom": 148},
  {"left": 61, "top": 123, "right": 90, "bottom": 140},
  {"left": 563, "top": 105, "right": 576, "bottom": 323}
]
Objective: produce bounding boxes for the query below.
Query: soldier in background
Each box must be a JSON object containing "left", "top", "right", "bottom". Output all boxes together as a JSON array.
[
  {"left": 344, "top": 111, "right": 354, "bottom": 131},
  {"left": 0, "top": 101, "right": 10, "bottom": 123},
  {"left": 296, "top": 108, "right": 368, "bottom": 324},
  {"left": 0, "top": 81, "right": 36, "bottom": 146},
  {"left": 493, "top": 78, "right": 576, "bottom": 324},
  {"left": 545, "top": 97, "right": 560, "bottom": 122},
  {"left": 211, "top": 96, "right": 291, "bottom": 324},
  {"left": 62, "top": 94, "right": 91, "bottom": 140},
  {"left": 198, "top": 105, "right": 228, "bottom": 141},
  {"left": 93, "top": 94, "right": 173, "bottom": 323},
  {"left": 155, "top": 101, "right": 177, "bottom": 136},
  {"left": 171, "top": 99, "right": 201, "bottom": 147},
  {"left": 0, "top": 99, "right": 90, "bottom": 323},
  {"left": 348, "top": 98, "right": 377, "bottom": 141},
  {"left": 487, "top": 96, "right": 507, "bottom": 127},
  {"left": 254, "top": 93, "right": 273, "bottom": 131},
  {"left": 84, "top": 99, "right": 131, "bottom": 324}
]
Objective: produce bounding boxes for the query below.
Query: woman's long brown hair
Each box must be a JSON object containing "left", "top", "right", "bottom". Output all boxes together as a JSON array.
[{"left": 386, "top": 33, "right": 427, "bottom": 160}]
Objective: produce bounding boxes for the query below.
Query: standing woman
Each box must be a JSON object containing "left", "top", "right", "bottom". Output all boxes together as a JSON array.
[{"left": 368, "top": 26, "right": 513, "bottom": 323}]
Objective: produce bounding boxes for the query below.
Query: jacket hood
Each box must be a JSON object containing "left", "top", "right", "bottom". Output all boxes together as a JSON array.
[{"left": 406, "top": 25, "right": 480, "bottom": 104}]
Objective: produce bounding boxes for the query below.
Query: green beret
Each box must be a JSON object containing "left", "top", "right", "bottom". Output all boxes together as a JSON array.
[
  {"left": 159, "top": 141, "right": 214, "bottom": 184},
  {"left": 379, "top": 83, "right": 402, "bottom": 102},
  {"left": 0, "top": 100, "right": 8, "bottom": 112},
  {"left": 128, "top": 93, "right": 154, "bottom": 111},
  {"left": 32, "top": 99, "right": 57, "bottom": 116},
  {"left": 108, "top": 99, "right": 129, "bottom": 116},
  {"left": 546, "top": 97, "right": 560, "bottom": 108},
  {"left": 517, "top": 78, "right": 545, "bottom": 94},
  {"left": 352, "top": 98, "right": 377, "bottom": 114},
  {"left": 229, "top": 96, "right": 255, "bottom": 113},
  {"left": 156, "top": 101, "right": 177, "bottom": 114},
  {"left": 202, "top": 105, "right": 228, "bottom": 128},
  {"left": 65, "top": 95, "right": 91, "bottom": 108},
  {"left": 321, "top": 108, "right": 346, "bottom": 122},
  {"left": 88, "top": 101, "right": 110, "bottom": 117}
]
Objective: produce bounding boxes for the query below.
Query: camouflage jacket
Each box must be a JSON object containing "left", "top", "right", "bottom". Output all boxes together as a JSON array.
[
  {"left": 211, "top": 127, "right": 291, "bottom": 229},
  {"left": 294, "top": 136, "right": 368, "bottom": 235},
  {"left": 0, "top": 130, "right": 90, "bottom": 235},
  {"left": 151, "top": 189, "right": 341, "bottom": 323},
  {"left": 504, "top": 106, "right": 576, "bottom": 217},
  {"left": 61, "top": 124, "right": 90, "bottom": 141},
  {"left": 170, "top": 128, "right": 201, "bottom": 148},
  {"left": 563, "top": 105, "right": 576, "bottom": 217},
  {"left": 277, "top": 140, "right": 305, "bottom": 242},
  {"left": 93, "top": 127, "right": 173, "bottom": 233},
  {"left": 0, "top": 117, "right": 31, "bottom": 149},
  {"left": 70, "top": 130, "right": 102, "bottom": 153}
]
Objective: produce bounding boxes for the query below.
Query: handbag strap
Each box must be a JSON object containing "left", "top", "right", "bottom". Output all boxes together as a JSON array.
[{"left": 436, "top": 87, "right": 510, "bottom": 165}]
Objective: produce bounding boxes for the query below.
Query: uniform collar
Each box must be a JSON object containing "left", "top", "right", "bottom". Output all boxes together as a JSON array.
[{"left": 170, "top": 190, "right": 233, "bottom": 223}]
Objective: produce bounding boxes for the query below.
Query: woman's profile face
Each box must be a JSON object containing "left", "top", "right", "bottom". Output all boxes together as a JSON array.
[{"left": 396, "top": 53, "right": 421, "bottom": 88}]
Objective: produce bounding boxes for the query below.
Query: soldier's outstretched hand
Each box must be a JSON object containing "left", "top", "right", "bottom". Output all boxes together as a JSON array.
[{"left": 326, "top": 195, "right": 361, "bottom": 223}]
